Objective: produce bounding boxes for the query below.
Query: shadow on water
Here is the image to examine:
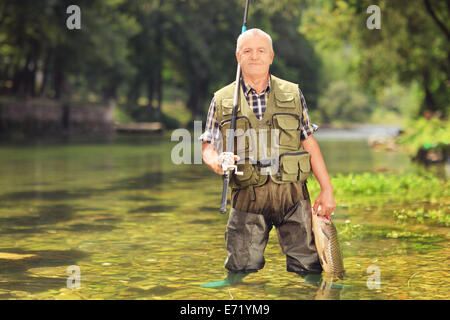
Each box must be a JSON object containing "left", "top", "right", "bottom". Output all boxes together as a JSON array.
[
  {"left": 0, "top": 190, "right": 92, "bottom": 202},
  {"left": 0, "top": 248, "right": 89, "bottom": 294},
  {"left": 189, "top": 219, "right": 219, "bottom": 225},
  {"left": 64, "top": 223, "right": 116, "bottom": 232},
  {"left": 0, "top": 209, "right": 122, "bottom": 235},
  {"left": 0, "top": 204, "right": 75, "bottom": 228},
  {"left": 107, "top": 172, "right": 165, "bottom": 191},
  {"left": 198, "top": 206, "right": 220, "bottom": 212},
  {"left": 127, "top": 204, "right": 178, "bottom": 214},
  {"left": 0, "top": 166, "right": 213, "bottom": 208},
  {"left": 110, "top": 167, "right": 213, "bottom": 190},
  {"left": 119, "top": 195, "right": 158, "bottom": 202},
  {"left": 126, "top": 285, "right": 179, "bottom": 297}
]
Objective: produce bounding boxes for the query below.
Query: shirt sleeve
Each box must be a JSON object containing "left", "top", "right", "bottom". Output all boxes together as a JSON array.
[
  {"left": 299, "top": 87, "right": 319, "bottom": 140},
  {"left": 198, "top": 97, "right": 222, "bottom": 151}
]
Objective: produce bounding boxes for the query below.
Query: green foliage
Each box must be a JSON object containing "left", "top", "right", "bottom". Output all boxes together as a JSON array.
[
  {"left": 0, "top": 0, "right": 322, "bottom": 124},
  {"left": 336, "top": 220, "right": 446, "bottom": 242},
  {"left": 0, "top": 0, "right": 139, "bottom": 100},
  {"left": 300, "top": 0, "right": 450, "bottom": 116},
  {"left": 113, "top": 106, "right": 133, "bottom": 125},
  {"left": 307, "top": 171, "right": 449, "bottom": 227},
  {"left": 0, "top": 0, "right": 448, "bottom": 127},
  {"left": 396, "top": 117, "right": 450, "bottom": 156},
  {"left": 330, "top": 171, "right": 449, "bottom": 199},
  {"left": 393, "top": 207, "right": 450, "bottom": 227},
  {"left": 317, "top": 80, "right": 371, "bottom": 123},
  {"left": 369, "top": 83, "right": 423, "bottom": 125}
]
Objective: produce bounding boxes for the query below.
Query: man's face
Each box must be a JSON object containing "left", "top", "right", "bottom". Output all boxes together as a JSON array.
[{"left": 236, "top": 34, "right": 274, "bottom": 78}]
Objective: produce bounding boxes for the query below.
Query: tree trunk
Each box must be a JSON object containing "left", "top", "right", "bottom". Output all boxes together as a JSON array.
[
  {"left": 127, "top": 75, "right": 141, "bottom": 107},
  {"left": 11, "top": 53, "right": 31, "bottom": 95},
  {"left": 419, "top": 69, "right": 437, "bottom": 116},
  {"left": 40, "top": 48, "right": 52, "bottom": 97},
  {"left": 147, "top": 75, "right": 155, "bottom": 115},
  {"left": 28, "top": 53, "right": 39, "bottom": 97},
  {"left": 153, "top": 0, "right": 165, "bottom": 121},
  {"left": 54, "top": 69, "right": 63, "bottom": 99},
  {"left": 423, "top": 0, "right": 450, "bottom": 41},
  {"left": 187, "top": 79, "right": 208, "bottom": 119},
  {"left": 154, "top": 70, "right": 162, "bottom": 120}
]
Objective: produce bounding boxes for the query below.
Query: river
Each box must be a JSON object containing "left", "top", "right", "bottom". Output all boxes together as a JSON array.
[{"left": 0, "top": 125, "right": 448, "bottom": 300}]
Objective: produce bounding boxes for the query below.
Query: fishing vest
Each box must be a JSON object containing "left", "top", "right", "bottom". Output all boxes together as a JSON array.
[{"left": 215, "top": 75, "right": 311, "bottom": 190}]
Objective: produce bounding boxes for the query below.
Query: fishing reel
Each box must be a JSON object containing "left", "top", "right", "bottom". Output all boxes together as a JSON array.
[{"left": 219, "top": 152, "right": 243, "bottom": 175}]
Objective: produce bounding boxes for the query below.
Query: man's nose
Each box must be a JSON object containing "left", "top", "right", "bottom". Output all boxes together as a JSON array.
[{"left": 251, "top": 51, "right": 258, "bottom": 60}]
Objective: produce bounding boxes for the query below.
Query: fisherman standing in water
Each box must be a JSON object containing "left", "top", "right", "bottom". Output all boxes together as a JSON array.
[{"left": 199, "top": 29, "right": 336, "bottom": 288}]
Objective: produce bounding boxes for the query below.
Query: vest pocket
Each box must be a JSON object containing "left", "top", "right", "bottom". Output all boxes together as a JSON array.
[
  {"left": 221, "top": 98, "right": 238, "bottom": 115},
  {"left": 298, "top": 152, "right": 311, "bottom": 182},
  {"left": 281, "top": 156, "right": 299, "bottom": 182},
  {"left": 235, "top": 163, "right": 254, "bottom": 182},
  {"left": 275, "top": 93, "right": 295, "bottom": 108},
  {"left": 273, "top": 114, "right": 301, "bottom": 152},
  {"left": 280, "top": 152, "right": 311, "bottom": 182},
  {"left": 230, "top": 161, "right": 258, "bottom": 188}
]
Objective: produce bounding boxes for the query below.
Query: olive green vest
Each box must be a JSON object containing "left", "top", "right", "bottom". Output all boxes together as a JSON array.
[{"left": 215, "top": 75, "right": 311, "bottom": 189}]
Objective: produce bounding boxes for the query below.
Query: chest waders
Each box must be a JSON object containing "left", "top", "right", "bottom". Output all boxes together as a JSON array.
[{"left": 216, "top": 75, "right": 322, "bottom": 275}]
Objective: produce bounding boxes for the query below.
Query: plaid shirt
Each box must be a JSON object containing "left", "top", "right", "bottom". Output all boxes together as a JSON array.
[{"left": 200, "top": 75, "right": 318, "bottom": 151}]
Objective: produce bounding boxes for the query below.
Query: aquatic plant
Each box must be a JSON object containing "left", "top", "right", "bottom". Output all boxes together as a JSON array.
[
  {"left": 307, "top": 171, "right": 449, "bottom": 227},
  {"left": 393, "top": 207, "right": 450, "bottom": 227},
  {"left": 309, "top": 171, "right": 448, "bottom": 200}
]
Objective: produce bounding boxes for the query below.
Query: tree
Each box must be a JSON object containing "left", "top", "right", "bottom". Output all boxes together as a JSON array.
[
  {"left": 0, "top": 0, "right": 139, "bottom": 100},
  {"left": 301, "top": 0, "right": 449, "bottom": 118}
]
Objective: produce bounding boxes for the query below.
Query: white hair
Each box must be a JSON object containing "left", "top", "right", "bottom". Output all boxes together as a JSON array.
[{"left": 236, "top": 28, "right": 273, "bottom": 53}]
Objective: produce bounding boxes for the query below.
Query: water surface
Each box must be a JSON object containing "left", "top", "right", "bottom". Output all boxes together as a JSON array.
[{"left": 0, "top": 126, "right": 448, "bottom": 300}]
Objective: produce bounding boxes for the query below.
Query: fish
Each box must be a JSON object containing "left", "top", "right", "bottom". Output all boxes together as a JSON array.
[{"left": 312, "top": 209, "right": 345, "bottom": 279}]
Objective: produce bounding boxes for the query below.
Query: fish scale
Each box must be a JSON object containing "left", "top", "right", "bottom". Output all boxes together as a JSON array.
[{"left": 312, "top": 213, "right": 345, "bottom": 279}]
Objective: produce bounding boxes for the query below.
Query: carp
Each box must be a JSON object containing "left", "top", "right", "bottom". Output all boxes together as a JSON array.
[{"left": 312, "top": 209, "right": 345, "bottom": 279}]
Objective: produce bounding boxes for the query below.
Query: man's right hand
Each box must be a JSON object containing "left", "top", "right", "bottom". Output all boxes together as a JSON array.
[{"left": 202, "top": 142, "right": 239, "bottom": 175}]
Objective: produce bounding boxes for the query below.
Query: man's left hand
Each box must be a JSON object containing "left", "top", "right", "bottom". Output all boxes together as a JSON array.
[{"left": 313, "top": 189, "right": 336, "bottom": 217}]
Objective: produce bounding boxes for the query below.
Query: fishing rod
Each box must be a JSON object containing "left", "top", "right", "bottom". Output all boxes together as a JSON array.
[{"left": 219, "top": 0, "right": 251, "bottom": 214}]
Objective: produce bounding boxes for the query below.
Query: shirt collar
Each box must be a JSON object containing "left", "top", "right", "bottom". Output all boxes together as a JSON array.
[{"left": 241, "top": 75, "right": 271, "bottom": 96}]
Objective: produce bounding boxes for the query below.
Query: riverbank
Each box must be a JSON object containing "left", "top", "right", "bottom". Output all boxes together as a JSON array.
[{"left": 0, "top": 98, "right": 115, "bottom": 137}]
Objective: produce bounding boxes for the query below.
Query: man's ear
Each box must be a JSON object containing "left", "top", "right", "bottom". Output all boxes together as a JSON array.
[{"left": 235, "top": 50, "right": 240, "bottom": 64}]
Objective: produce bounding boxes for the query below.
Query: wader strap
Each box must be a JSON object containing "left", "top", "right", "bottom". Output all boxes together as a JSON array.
[
  {"left": 302, "top": 181, "right": 310, "bottom": 200},
  {"left": 249, "top": 185, "right": 256, "bottom": 201}
]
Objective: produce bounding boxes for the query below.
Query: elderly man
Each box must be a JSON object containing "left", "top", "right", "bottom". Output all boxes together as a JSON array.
[{"left": 200, "top": 29, "right": 335, "bottom": 288}]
